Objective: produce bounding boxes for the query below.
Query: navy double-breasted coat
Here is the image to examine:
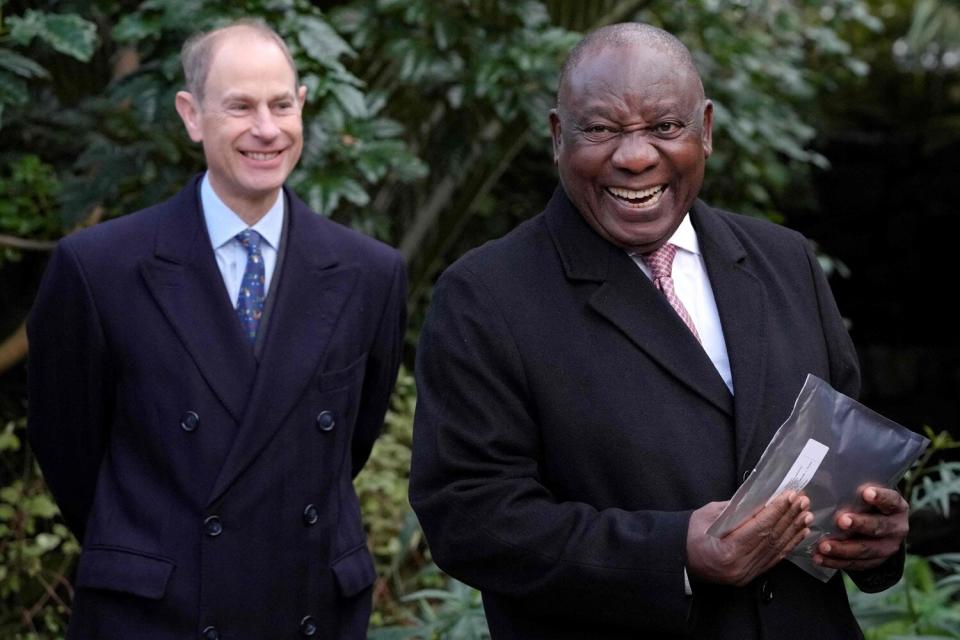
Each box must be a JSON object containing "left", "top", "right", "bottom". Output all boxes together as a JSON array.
[{"left": 28, "top": 175, "right": 406, "bottom": 639}]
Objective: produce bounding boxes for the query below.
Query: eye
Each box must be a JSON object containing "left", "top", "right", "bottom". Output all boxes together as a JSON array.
[
  {"left": 585, "top": 124, "right": 614, "bottom": 134},
  {"left": 581, "top": 123, "right": 619, "bottom": 141},
  {"left": 652, "top": 121, "right": 683, "bottom": 136}
]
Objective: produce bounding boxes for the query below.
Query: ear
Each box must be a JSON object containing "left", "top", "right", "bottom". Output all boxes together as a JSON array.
[
  {"left": 297, "top": 85, "right": 307, "bottom": 109},
  {"left": 175, "top": 91, "right": 204, "bottom": 143},
  {"left": 701, "top": 100, "right": 714, "bottom": 159},
  {"left": 549, "top": 109, "right": 562, "bottom": 165}
]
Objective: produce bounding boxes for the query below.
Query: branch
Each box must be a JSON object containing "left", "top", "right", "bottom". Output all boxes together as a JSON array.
[
  {"left": 0, "top": 321, "right": 28, "bottom": 375},
  {"left": 0, "top": 234, "right": 56, "bottom": 251},
  {"left": 398, "top": 120, "right": 503, "bottom": 260}
]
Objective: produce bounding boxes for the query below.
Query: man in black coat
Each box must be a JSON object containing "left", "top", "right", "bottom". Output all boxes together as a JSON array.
[
  {"left": 410, "top": 23, "right": 906, "bottom": 639},
  {"left": 28, "top": 20, "right": 406, "bottom": 639}
]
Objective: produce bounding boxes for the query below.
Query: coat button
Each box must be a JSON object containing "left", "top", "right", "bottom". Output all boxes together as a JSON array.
[
  {"left": 204, "top": 515, "right": 223, "bottom": 537},
  {"left": 303, "top": 504, "right": 319, "bottom": 526},
  {"left": 300, "top": 615, "right": 318, "bottom": 636},
  {"left": 201, "top": 626, "right": 220, "bottom": 640},
  {"left": 181, "top": 411, "right": 200, "bottom": 432},
  {"left": 315, "top": 410, "right": 335, "bottom": 432},
  {"left": 760, "top": 579, "right": 774, "bottom": 603}
]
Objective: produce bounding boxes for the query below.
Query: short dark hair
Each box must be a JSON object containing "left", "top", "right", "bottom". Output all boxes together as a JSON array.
[
  {"left": 557, "top": 23, "right": 703, "bottom": 111},
  {"left": 181, "top": 19, "right": 299, "bottom": 104}
]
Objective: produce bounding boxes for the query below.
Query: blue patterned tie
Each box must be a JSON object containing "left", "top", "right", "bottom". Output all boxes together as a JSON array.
[{"left": 235, "top": 230, "right": 265, "bottom": 343}]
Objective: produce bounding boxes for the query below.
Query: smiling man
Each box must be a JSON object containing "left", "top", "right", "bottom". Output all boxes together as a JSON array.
[
  {"left": 410, "top": 23, "right": 906, "bottom": 639},
  {"left": 28, "top": 20, "right": 406, "bottom": 639}
]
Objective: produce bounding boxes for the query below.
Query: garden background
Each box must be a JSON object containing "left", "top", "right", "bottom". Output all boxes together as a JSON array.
[{"left": 1, "top": 0, "right": 958, "bottom": 638}]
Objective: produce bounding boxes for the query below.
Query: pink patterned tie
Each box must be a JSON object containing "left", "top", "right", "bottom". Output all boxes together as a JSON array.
[{"left": 641, "top": 243, "right": 701, "bottom": 342}]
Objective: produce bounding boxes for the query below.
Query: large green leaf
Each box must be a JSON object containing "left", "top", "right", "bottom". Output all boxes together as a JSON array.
[
  {"left": 7, "top": 10, "right": 99, "bottom": 62},
  {"left": 297, "top": 15, "right": 355, "bottom": 63}
]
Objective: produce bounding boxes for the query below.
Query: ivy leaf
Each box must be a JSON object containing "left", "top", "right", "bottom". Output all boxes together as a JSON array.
[{"left": 8, "top": 11, "right": 99, "bottom": 62}]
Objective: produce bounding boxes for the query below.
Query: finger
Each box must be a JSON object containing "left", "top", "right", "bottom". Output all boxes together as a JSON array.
[
  {"left": 735, "top": 492, "right": 799, "bottom": 547},
  {"left": 815, "top": 536, "right": 899, "bottom": 566},
  {"left": 835, "top": 510, "right": 908, "bottom": 540},
  {"left": 814, "top": 554, "right": 886, "bottom": 571},
  {"left": 740, "top": 495, "right": 809, "bottom": 571},
  {"left": 763, "top": 523, "right": 811, "bottom": 574},
  {"left": 813, "top": 539, "right": 889, "bottom": 571},
  {"left": 861, "top": 486, "right": 908, "bottom": 515},
  {"left": 764, "top": 493, "right": 810, "bottom": 544}
]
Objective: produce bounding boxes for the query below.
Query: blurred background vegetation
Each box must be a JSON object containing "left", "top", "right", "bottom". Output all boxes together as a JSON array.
[{"left": 1, "top": 0, "right": 958, "bottom": 638}]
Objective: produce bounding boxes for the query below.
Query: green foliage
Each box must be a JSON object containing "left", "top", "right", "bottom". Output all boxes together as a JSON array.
[
  {"left": 1, "top": 1, "right": 955, "bottom": 637},
  {"left": 847, "top": 554, "right": 960, "bottom": 639},
  {"left": 642, "top": 0, "right": 880, "bottom": 220},
  {"left": 0, "top": 419, "right": 79, "bottom": 640},
  {"left": 0, "top": 155, "right": 63, "bottom": 263},
  {"left": 353, "top": 366, "right": 432, "bottom": 626},
  {"left": 5, "top": 10, "right": 98, "bottom": 62},
  {"left": 369, "top": 572, "right": 489, "bottom": 640},
  {"left": 906, "top": 428, "right": 960, "bottom": 517},
  {"left": 0, "top": 9, "right": 98, "bottom": 130},
  {"left": 848, "top": 430, "right": 960, "bottom": 640}
]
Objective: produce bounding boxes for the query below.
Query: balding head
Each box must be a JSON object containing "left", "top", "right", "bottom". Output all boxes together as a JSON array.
[
  {"left": 557, "top": 23, "right": 703, "bottom": 114},
  {"left": 547, "top": 22, "right": 713, "bottom": 254},
  {"left": 181, "top": 19, "right": 299, "bottom": 105}
]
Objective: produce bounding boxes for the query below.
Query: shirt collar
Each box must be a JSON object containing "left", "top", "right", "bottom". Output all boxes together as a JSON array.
[
  {"left": 201, "top": 172, "right": 284, "bottom": 251},
  {"left": 627, "top": 212, "right": 701, "bottom": 259},
  {"left": 666, "top": 212, "right": 700, "bottom": 256}
]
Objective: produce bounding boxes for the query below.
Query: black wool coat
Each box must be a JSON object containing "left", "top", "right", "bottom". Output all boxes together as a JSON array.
[{"left": 411, "top": 186, "right": 898, "bottom": 639}]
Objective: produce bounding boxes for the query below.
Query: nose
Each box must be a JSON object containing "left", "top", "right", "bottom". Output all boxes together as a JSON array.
[
  {"left": 252, "top": 105, "right": 280, "bottom": 140},
  {"left": 611, "top": 131, "right": 659, "bottom": 173}
]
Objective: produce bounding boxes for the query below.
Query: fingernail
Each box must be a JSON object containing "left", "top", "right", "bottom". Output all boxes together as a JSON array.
[
  {"left": 800, "top": 497, "right": 810, "bottom": 510},
  {"left": 813, "top": 555, "right": 822, "bottom": 565},
  {"left": 840, "top": 515, "right": 852, "bottom": 529},
  {"left": 822, "top": 543, "right": 831, "bottom": 553},
  {"left": 864, "top": 488, "right": 877, "bottom": 502},
  {"left": 804, "top": 513, "right": 814, "bottom": 525}
]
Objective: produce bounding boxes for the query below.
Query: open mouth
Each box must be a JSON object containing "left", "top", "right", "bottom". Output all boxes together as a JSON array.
[
  {"left": 241, "top": 151, "right": 281, "bottom": 161},
  {"left": 607, "top": 185, "right": 665, "bottom": 208}
]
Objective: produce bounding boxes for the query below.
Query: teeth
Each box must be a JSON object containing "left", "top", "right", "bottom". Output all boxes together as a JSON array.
[
  {"left": 608, "top": 185, "right": 664, "bottom": 201},
  {"left": 243, "top": 151, "right": 279, "bottom": 161}
]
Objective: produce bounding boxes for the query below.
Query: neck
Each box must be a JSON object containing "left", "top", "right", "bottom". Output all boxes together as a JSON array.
[{"left": 207, "top": 176, "right": 279, "bottom": 226}]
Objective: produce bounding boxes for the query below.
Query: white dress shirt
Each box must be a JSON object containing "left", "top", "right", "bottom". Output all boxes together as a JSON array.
[
  {"left": 201, "top": 173, "right": 284, "bottom": 308},
  {"left": 629, "top": 214, "right": 734, "bottom": 393}
]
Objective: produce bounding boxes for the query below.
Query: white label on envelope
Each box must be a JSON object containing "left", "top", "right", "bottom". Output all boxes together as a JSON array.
[{"left": 765, "top": 438, "right": 829, "bottom": 505}]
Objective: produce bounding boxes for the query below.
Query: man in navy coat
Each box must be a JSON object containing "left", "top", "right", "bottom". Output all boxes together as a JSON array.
[
  {"left": 27, "top": 20, "right": 406, "bottom": 639},
  {"left": 411, "top": 23, "right": 907, "bottom": 639}
]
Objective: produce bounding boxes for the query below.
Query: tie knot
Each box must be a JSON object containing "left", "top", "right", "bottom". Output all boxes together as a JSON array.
[
  {"left": 641, "top": 242, "right": 678, "bottom": 279},
  {"left": 236, "top": 229, "right": 262, "bottom": 254}
]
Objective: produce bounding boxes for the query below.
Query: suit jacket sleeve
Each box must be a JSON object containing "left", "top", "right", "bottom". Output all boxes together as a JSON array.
[
  {"left": 804, "top": 241, "right": 906, "bottom": 592},
  {"left": 351, "top": 255, "right": 407, "bottom": 478},
  {"left": 27, "top": 239, "right": 114, "bottom": 543},
  {"left": 410, "top": 263, "right": 694, "bottom": 635}
]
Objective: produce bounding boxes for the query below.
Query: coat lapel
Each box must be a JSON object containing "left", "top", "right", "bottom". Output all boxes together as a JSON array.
[
  {"left": 206, "top": 189, "right": 358, "bottom": 505},
  {"left": 140, "top": 176, "right": 256, "bottom": 423},
  {"left": 546, "top": 187, "right": 733, "bottom": 416},
  {"left": 691, "top": 201, "right": 769, "bottom": 469}
]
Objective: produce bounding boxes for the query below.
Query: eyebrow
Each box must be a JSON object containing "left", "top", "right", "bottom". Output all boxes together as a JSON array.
[{"left": 220, "top": 90, "right": 297, "bottom": 103}]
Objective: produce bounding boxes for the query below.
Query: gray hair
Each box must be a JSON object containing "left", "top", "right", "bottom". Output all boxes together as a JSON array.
[
  {"left": 181, "top": 19, "right": 299, "bottom": 104},
  {"left": 557, "top": 23, "right": 703, "bottom": 109}
]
